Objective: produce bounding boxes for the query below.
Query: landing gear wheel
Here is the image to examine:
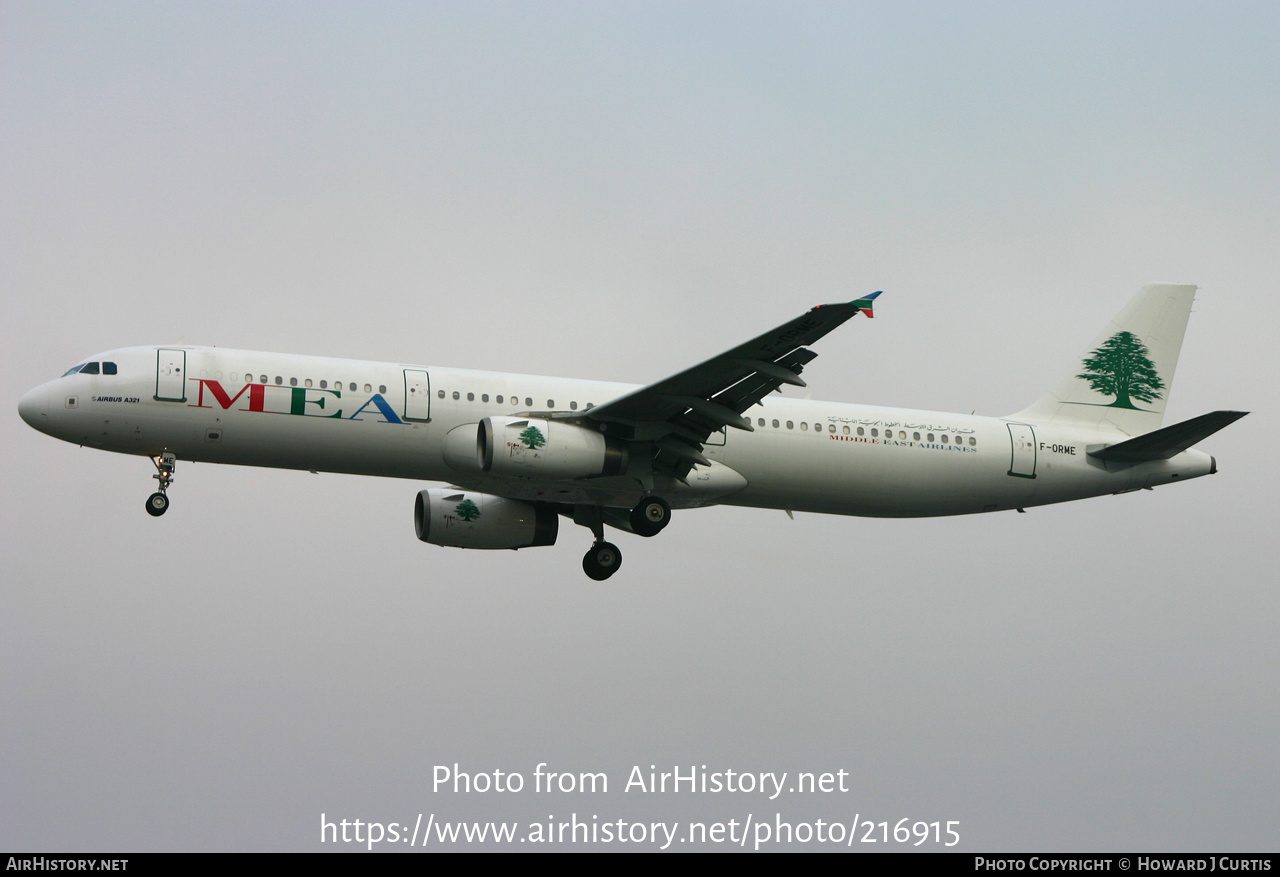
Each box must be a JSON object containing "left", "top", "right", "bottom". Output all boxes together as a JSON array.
[
  {"left": 146, "top": 492, "right": 170, "bottom": 517},
  {"left": 146, "top": 453, "right": 176, "bottom": 517},
  {"left": 629, "top": 496, "right": 671, "bottom": 537},
  {"left": 582, "top": 541, "right": 622, "bottom": 581}
]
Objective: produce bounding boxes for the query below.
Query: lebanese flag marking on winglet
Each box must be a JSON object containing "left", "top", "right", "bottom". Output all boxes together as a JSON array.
[{"left": 853, "top": 291, "right": 881, "bottom": 317}]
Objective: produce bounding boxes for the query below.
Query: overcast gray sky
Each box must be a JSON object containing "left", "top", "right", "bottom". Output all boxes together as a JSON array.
[{"left": 3, "top": 1, "right": 1277, "bottom": 852}]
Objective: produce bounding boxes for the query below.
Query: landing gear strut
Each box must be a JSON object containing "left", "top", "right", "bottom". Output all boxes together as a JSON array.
[
  {"left": 573, "top": 496, "right": 673, "bottom": 579},
  {"left": 575, "top": 504, "right": 623, "bottom": 581},
  {"left": 146, "top": 452, "right": 176, "bottom": 517}
]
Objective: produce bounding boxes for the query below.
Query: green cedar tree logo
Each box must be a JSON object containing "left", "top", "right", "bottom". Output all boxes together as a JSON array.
[
  {"left": 454, "top": 498, "right": 481, "bottom": 521},
  {"left": 1076, "top": 331, "right": 1165, "bottom": 409},
  {"left": 519, "top": 425, "right": 546, "bottom": 449}
]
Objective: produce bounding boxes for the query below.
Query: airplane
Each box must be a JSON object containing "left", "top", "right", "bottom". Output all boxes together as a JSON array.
[{"left": 18, "top": 283, "right": 1246, "bottom": 580}]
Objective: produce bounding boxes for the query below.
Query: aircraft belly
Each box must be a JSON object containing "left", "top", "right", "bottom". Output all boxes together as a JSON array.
[
  {"left": 437, "top": 459, "right": 747, "bottom": 510},
  {"left": 451, "top": 474, "right": 643, "bottom": 508},
  {"left": 661, "top": 460, "right": 748, "bottom": 508}
]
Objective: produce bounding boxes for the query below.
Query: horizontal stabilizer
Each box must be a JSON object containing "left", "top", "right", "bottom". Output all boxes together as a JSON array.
[{"left": 1088, "top": 410, "right": 1248, "bottom": 462}]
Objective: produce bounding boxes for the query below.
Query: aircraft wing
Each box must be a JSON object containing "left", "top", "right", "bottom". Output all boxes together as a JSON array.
[{"left": 582, "top": 294, "right": 880, "bottom": 475}]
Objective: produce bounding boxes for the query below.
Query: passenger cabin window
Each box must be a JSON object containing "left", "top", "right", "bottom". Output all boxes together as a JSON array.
[
  {"left": 289, "top": 377, "right": 297, "bottom": 386},
  {"left": 467, "top": 392, "right": 474, "bottom": 402},
  {"left": 379, "top": 385, "right": 387, "bottom": 394},
  {"left": 320, "top": 380, "right": 328, "bottom": 389},
  {"left": 260, "top": 375, "right": 268, "bottom": 384},
  {"left": 305, "top": 378, "right": 313, "bottom": 388},
  {"left": 570, "top": 401, "right": 578, "bottom": 411},
  {"left": 482, "top": 394, "right": 489, "bottom": 402},
  {"left": 349, "top": 382, "right": 356, "bottom": 392}
]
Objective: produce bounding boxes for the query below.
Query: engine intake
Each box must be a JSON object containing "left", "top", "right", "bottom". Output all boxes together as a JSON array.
[{"left": 414, "top": 489, "right": 558, "bottom": 549}]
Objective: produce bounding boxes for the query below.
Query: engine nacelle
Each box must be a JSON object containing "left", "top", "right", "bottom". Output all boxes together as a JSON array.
[
  {"left": 478, "top": 416, "right": 627, "bottom": 480},
  {"left": 414, "top": 489, "right": 558, "bottom": 549}
]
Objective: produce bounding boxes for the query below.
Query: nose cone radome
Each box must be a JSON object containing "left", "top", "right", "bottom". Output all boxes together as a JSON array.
[{"left": 18, "top": 384, "right": 50, "bottom": 432}]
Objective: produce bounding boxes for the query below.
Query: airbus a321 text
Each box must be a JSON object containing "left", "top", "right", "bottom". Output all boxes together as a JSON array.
[{"left": 19, "top": 283, "right": 1246, "bottom": 580}]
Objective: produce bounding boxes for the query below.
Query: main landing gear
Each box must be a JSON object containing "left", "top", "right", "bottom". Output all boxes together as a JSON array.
[
  {"left": 629, "top": 495, "right": 671, "bottom": 537},
  {"left": 146, "top": 452, "right": 176, "bottom": 517},
  {"left": 577, "top": 496, "right": 672, "bottom": 581},
  {"left": 582, "top": 540, "right": 622, "bottom": 581}
]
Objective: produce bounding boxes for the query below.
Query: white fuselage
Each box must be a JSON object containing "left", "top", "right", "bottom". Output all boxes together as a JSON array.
[{"left": 19, "top": 345, "right": 1216, "bottom": 519}]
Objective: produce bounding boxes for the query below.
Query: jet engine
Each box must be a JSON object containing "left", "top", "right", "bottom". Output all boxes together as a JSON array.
[
  {"left": 478, "top": 416, "right": 628, "bottom": 479},
  {"left": 414, "top": 489, "right": 558, "bottom": 549}
]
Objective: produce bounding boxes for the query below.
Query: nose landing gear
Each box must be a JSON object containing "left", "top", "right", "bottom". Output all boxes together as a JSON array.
[{"left": 146, "top": 452, "right": 176, "bottom": 517}]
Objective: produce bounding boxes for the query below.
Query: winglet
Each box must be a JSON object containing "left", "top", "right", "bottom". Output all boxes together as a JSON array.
[{"left": 852, "top": 291, "right": 882, "bottom": 318}]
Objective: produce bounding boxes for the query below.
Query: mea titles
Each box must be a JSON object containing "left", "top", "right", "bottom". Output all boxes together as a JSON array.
[{"left": 434, "top": 763, "right": 850, "bottom": 801}]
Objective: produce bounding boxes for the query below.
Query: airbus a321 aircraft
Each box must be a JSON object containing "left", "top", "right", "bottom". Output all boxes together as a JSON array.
[{"left": 19, "top": 283, "right": 1245, "bottom": 580}]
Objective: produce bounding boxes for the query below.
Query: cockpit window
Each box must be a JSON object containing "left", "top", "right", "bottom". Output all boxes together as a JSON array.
[
  {"left": 103, "top": 362, "right": 117, "bottom": 375},
  {"left": 63, "top": 363, "right": 86, "bottom": 376},
  {"left": 81, "top": 362, "right": 101, "bottom": 375}
]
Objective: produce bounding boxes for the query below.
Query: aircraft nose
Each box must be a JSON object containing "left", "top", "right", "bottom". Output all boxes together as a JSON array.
[{"left": 18, "top": 384, "right": 50, "bottom": 431}]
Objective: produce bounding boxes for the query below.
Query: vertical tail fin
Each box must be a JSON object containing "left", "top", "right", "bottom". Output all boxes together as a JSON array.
[{"left": 1010, "top": 283, "right": 1196, "bottom": 436}]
